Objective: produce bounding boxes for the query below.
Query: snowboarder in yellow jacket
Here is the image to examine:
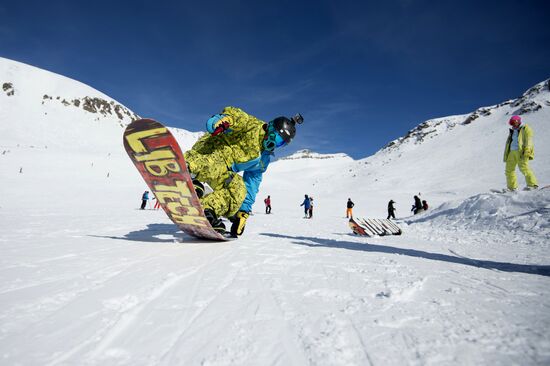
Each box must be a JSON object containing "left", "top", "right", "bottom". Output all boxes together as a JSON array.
[
  {"left": 184, "top": 106, "right": 303, "bottom": 237},
  {"left": 503, "top": 115, "right": 538, "bottom": 191}
]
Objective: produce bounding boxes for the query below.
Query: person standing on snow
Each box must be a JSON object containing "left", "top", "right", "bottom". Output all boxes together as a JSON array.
[
  {"left": 184, "top": 107, "right": 303, "bottom": 237},
  {"left": 264, "top": 195, "right": 272, "bottom": 214},
  {"left": 387, "top": 200, "right": 396, "bottom": 220},
  {"left": 503, "top": 115, "right": 538, "bottom": 191},
  {"left": 300, "top": 195, "right": 311, "bottom": 218},
  {"left": 346, "top": 198, "right": 354, "bottom": 218},
  {"left": 140, "top": 190, "right": 149, "bottom": 210},
  {"left": 412, "top": 195, "right": 423, "bottom": 215},
  {"left": 308, "top": 196, "right": 314, "bottom": 218}
]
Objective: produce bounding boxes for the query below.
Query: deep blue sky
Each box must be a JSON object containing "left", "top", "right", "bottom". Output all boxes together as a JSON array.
[{"left": 1, "top": 0, "right": 549, "bottom": 159}]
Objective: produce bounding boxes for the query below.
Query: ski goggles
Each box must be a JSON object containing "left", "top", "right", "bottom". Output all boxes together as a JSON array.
[{"left": 263, "top": 131, "right": 286, "bottom": 151}]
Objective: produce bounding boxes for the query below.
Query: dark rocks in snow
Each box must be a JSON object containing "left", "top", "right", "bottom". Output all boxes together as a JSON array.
[
  {"left": 510, "top": 79, "right": 548, "bottom": 114},
  {"left": 41, "top": 94, "right": 138, "bottom": 122},
  {"left": 383, "top": 121, "right": 438, "bottom": 150},
  {"left": 463, "top": 107, "right": 492, "bottom": 125},
  {"left": 513, "top": 101, "right": 542, "bottom": 115},
  {"left": 3, "top": 82, "right": 15, "bottom": 96},
  {"left": 279, "top": 149, "right": 348, "bottom": 160},
  {"left": 381, "top": 78, "right": 549, "bottom": 154},
  {"left": 81, "top": 97, "right": 137, "bottom": 121}
]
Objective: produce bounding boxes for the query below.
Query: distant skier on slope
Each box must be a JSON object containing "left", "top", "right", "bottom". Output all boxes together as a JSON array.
[
  {"left": 504, "top": 115, "right": 538, "bottom": 191},
  {"left": 184, "top": 106, "right": 303, "bottom": 237},
  {"left": 346, "top": 198, "right": 354, "bottom": 218},
  {"left": 411, "top": 195, "right": 423, "bottom": 215},
  {"left": 264, "top": 195, "right": 272, "bottom": 214},
  {"left": 300, "top": 194, "right": 311, "bottom": 218},
  {"left": 140, "top": 191, "right": 149, "bottom": 210},
  {"left": 346, "top": 198, "right": 355, "bottom": 219},
  {"left": 387, "top": 200, "right": 396, "bottom": 219}
]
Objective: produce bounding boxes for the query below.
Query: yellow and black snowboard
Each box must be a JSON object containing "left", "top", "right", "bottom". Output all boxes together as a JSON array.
[{"left": 124, "top": 119, "right": 231, "bottom": 241}]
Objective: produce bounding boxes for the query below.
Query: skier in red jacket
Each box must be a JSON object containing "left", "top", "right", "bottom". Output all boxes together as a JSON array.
[{"left": 264, "top": 195, "right": 272, "bottom": 214}]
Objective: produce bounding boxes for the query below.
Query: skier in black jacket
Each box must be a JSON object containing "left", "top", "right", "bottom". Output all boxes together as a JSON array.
[
  {"left": 346, "top": 198, "right": 355, "bottom": 218},
  {"left": 412, "top": 195, "right": 423, "bottom": 215},
  {"left": 387, "top": 200, "right": 396, "bottom": 219}
]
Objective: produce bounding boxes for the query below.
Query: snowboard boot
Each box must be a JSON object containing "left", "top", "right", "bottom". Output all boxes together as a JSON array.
[
  {"left": 186, "top": 162, "right": 204, "bottom": 198},
  {"left": 204, "top": 208, "right": 226, "bottom": 234},
  {"left": 193, "top": 179, "right": 205, "bottom": 198}
]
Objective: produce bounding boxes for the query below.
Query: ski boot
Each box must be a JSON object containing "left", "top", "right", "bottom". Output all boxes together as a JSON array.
[{"left": 204, "top": 208, "right": 226, "bottom": 234}]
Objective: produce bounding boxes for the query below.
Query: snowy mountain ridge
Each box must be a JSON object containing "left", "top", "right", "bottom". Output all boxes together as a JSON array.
[
  {"left": 278, "top": 149, "right": 352, "bottom": 161},
  {"left": 40, "top": 93, "right": 138, "bottom": 126},
  {"left": 0, "top": 57, "right": 203, "bottom": 153},
  {"left": 334, "top": 80, "right": 550, "bottom": 209},
  {"left": 0, "top": 58, "right": 137, "bottom": 124},
  {"left": 382, "top": 79, "right": 550, "bottom": 153}
]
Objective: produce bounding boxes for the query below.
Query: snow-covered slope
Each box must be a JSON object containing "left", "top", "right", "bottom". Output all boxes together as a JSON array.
[
  {"left": 271, "top": 80, "right": 549, "bottom": 218},
  {"left": 1, "top": 57, "right": 549, "bottom": 365},
  {"left": 0, "top": 57, "right": 202, "bottom": 153},
  {"left": 1, "top": 58, "right": 135, "bottom": 152}
]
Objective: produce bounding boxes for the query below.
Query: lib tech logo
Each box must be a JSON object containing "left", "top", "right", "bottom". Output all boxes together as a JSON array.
[{"left": 124, "top": 123, "right": 209, "bottom": 228}]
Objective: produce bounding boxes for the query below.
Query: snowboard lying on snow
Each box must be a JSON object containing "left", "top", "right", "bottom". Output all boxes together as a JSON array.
[
  {"left": 349, "top": 217, "right": 402, "bottom": 237},
  {"left": 123, "top": 118, "right": 231, "bottom": 241},
  {"left": 490, "top": 184, "right": 550, "bottom": 194}
]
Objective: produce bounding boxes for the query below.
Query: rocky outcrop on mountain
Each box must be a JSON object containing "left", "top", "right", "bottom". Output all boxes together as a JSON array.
[
  {"left": 41, "top": 94, "right": 139, "bottom": 122},
  {"left": 2, "top": 82, "right": 15, "bottom": 96},
  {"left": 509, "top": 79, "right": 550, "bottom": 114},
  {"left": 382, "top": 115, "right": 463, "bottom": 151},
  {"left": 279, "top": 149, "right": 351, "bottom": 160},
  {"left": 382, "top": 79, "right": 549, "bottom": 153}
]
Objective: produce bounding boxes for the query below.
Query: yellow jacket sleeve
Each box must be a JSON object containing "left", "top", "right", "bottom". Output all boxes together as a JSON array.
[
  {"left": 521, "top": 124, "right": 535, "bottom": 160},
  {"left": 221, "top": 106, "right": 264, "bottom": 133}
]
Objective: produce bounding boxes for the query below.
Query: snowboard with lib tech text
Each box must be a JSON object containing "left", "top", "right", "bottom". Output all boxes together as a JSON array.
[
  {"left": 349, "top": 217, "right": 402, "bottom": 237},
  {"left": 123, "top": 118, "right": 229, "bottom": 241}
]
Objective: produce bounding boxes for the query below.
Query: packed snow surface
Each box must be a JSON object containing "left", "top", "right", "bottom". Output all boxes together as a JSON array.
[{"left": 1, "top": 57, "right": 549, "bottom": 365}]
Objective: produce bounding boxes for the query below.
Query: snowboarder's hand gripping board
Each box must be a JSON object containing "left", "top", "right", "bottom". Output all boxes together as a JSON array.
[{"left": 207, "top": 114, "right": 233, "bottom": 136}]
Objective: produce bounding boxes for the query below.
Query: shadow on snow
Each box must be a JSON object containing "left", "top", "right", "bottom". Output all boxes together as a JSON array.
[
  {"left": 261, "top": 233, "right": 550, "bottom": 277},
  {"left": 90, "top": 223, "right": 202, "bottom": 243}
]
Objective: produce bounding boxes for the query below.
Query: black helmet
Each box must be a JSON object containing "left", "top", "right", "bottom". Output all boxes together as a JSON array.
[
  {"left": 263, "top": 113, "right": 303, "bottom": 151},
  {"left": 271, "top": 117, "right": 295, "bottom": 144},
  {"left": 271, "top": 113, "right": 303, "bottom": 143}
]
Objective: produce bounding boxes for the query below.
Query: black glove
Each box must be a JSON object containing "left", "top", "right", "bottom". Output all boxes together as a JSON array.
[{"left": 230, "top": 211, "right": 249, "bottom": 237}]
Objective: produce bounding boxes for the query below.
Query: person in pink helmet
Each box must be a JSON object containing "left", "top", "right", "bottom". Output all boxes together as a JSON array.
[{"left": 503, "top": 115, "right": 538, "bottom": 191}]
